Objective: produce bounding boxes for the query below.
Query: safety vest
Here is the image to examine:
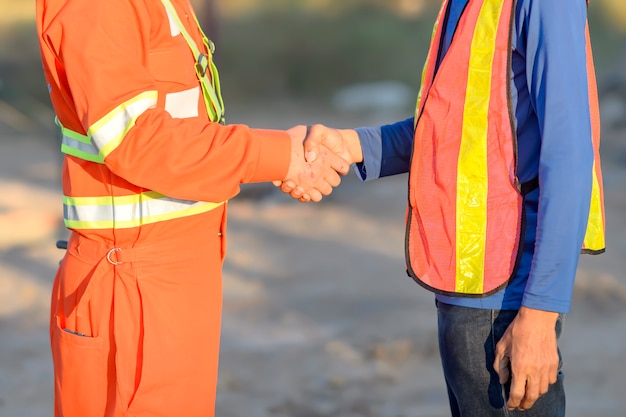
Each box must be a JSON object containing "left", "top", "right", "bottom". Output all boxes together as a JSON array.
[
  {"left": 406, "top": 0, "right": 605, "bottom": 297},
  {"left": 57, "top": 0, "right": 226, "bottom": 230}
]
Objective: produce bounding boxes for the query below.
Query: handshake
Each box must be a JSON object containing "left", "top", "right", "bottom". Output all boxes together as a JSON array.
[{"left": 276, "top": 124, "right": 363, "bottom": 202}]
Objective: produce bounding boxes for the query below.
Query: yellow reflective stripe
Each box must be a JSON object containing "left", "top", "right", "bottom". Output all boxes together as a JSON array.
[
  {"left": 415, "top": 0, "right": 448, "bottom": 125},
  {"left": 455, "top": 0, "right": 504, "bottom": 294},
  {"left": 56, "top": 118, "right": 105, "bottom": 163},
  {"left": 206, "top": 53, "right": 225, "bottom": 122},
  {"left": 56, "top": 117, "right": 90, "bottom": 145},
  {"left": 89, "top": 91, "right": 157, "bottom": 159},
  {"left": 61, "top": 142, "right": 104, "bottom": 163},
  {"left": 160, "top": 0, "right": 224, "bottom": 123},
  {"left": 583, "top": 162, "right": 605, "bottom": 250},
  {"left": 64, "top": 191, "right": 225, "bottom": 229}
]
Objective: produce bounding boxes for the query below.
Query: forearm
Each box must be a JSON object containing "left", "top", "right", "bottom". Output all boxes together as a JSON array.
[
  {"left": 109, "top": 113, "right": 292, "bottom": 202},
  {"left": 521, "top": 0, "right": 594, "bottom": 314},
  {"left": 354, "top": 117, "right": 414, "bottom": 181}
]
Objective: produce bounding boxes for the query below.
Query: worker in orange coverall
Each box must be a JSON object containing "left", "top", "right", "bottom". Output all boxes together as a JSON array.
[{"left": 36, "top": 0, "right": 348, "bottom": 416}]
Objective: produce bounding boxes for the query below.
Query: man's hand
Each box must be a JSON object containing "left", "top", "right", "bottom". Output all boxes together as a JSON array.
[
  {"left": 301, "top": 124, "right": 362, "bottom": 166},
  {"left": 281, "top": 126, "right": 350, "bottom": 203},
  {"left": 493, "top": 307, "right": 560, "bottom": 411},
  {"left": 276, "top": 124, "right": 362, "bottom": 202}
]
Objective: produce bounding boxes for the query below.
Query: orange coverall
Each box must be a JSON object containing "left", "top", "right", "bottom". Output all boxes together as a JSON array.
[{"left": 36, "top": 0, "right": 291, "bottom": 415}]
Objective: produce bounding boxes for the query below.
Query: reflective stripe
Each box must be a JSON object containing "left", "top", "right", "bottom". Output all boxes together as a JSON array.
[
  {"left": 584, "top": 163, "right": 604, "bottom": 251},
  {"left": 89, "top": 91, "right": 158, "bottom": 159},
  {"left": 160, "top": 0, "right": 225, "bottom": 123},
  {"left": 165, "top": 86, "right": 200, "bottom": 119},
  {"left": 58, "top": 92, "right": 157, "bottom": 163},
  {"left": 58, "top": 117, "right": 104, "bottom": 163},
  {"left": 407, "top": 0, "right": 604, "bottom": 296},
  {"left": 58, "top": 2, "right": 225, "bottom": 163},
  {"left": 455, "top": 0, "right": 504, "bottom": 294},
  {"left": 581, "top": 22, "right": 606, "bottom": 253},
  {"left": 64, "top": 191, "right": 225, "bottom": 229}
]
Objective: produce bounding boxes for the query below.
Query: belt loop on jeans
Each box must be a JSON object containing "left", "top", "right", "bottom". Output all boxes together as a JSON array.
[{"left": 106, "top": 247, "right": 123, "bottom": 265}]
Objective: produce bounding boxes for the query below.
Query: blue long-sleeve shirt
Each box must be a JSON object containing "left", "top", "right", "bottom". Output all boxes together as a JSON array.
[{"left": 355, "top": 0, "right": 595, "bottom": 313}]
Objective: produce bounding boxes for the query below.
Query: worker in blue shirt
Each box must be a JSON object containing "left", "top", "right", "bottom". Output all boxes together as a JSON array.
[{"left": 277, "top": 0, "right": 605, "bottom": 415}]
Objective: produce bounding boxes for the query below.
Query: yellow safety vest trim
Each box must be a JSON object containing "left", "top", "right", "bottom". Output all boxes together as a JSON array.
[
  {"left": 455, "top": 0, "right": 505, "bottom": 294},
  {"left": 57, "top": 117, "right": 104, "bottom": 163},
  {"left": 88, "top": 91, "right": 158, "bottom": 160},
  {"left": 64, "top": 191, "right": 225, "bottom": 230},
  {"left": 583, "top": 162, "right": 605, "bottom": 251},
  {"left": 57, "top": 3, "right": 225, "bottom": 163},
  {"left": 160, "top": 0, "right": 225, "bottom": 123}
]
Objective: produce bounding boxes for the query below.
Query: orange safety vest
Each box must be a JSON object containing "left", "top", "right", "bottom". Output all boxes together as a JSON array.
[{"left": 406, "top": 0, "right": 605, "bottom": 297}]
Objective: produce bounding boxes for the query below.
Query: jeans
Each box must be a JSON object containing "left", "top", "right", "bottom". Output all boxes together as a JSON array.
[{"left": 436, "top": 302, "right": 565, "bottom": 417}]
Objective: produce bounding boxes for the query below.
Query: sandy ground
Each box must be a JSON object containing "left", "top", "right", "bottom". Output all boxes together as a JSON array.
[{"left": 0, "top": 102, "right": 625, "bottom": 417}]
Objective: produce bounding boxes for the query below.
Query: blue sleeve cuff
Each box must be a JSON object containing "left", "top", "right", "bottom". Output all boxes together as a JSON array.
[
  {"left": 521, "top": 296, "right": 571, "bottom": 314},
  {"left": 353, "top": 126, "right": 383, "bottom": 181}
]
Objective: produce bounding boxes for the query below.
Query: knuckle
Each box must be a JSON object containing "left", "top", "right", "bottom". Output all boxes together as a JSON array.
[{"left": 526, "top": 392, "right": 539, "bottom": 403}]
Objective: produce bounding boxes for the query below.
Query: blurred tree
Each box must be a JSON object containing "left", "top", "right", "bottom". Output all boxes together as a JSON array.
[{"left": 598, "top": 0, "right": 626, "bottom": 33}]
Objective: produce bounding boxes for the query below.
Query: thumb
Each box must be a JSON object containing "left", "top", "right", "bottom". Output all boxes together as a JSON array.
[
  {"left": 303, "top": 125, "right": 322, "bottom": 162},
  {"left": 494, "top": 354, "right": 511, "bottom": 385}
]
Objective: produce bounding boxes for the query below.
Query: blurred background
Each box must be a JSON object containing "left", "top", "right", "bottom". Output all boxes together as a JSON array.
[
  {"left": 2, "top": 0, "right": 625, "bottom": 132},
  {"left": 1, "top": 1, "right": 625, "bottom": 417}
]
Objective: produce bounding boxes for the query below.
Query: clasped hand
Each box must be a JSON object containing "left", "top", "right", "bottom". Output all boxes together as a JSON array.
[{"left": 278, "top": 124, "right": 361, "bottom": 202}]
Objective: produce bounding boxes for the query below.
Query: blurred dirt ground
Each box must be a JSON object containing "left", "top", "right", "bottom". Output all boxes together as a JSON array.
[{"left": 0, "top": 102, "right": 625, "bottom": 417}]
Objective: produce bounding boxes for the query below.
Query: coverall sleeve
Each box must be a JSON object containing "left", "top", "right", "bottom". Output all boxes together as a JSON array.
[
  {"left": 39, "top": 0, "right": 290, "bottom": 203},
  {"left": 520, "top": 0, "right": 594, "bottom": 313},
  {"left": 354, "top": 117, "right": 414, "bottom": 181}
]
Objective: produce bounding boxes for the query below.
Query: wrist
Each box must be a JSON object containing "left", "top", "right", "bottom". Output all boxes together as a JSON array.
[
  {"left": 518, "top": 306, "right": 559, "bottom": 325},
  {"left": 339, "top": 128, "right": 363, "bottom": 164},
  {"left": 284, "top": 134, "right": 304, "bottom": 181}
]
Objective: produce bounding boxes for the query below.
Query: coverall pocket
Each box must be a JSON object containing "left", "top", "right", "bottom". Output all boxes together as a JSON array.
[{"left": 52, "top": 316, "right": 108, "bottom": 417}]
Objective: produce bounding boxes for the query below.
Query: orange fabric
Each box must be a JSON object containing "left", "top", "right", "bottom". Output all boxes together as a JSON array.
[
  {"left": 36, "top": 0, "right": 292, "bottom": 415},
  {"left": 52, "top": 231, "right": 223, "bottom": 417},
  {"left": 406, "top": 0, "right": 604, "bottom": 296},
  {"left": 407, "top": 0, "right": 519, "bottom": 296},
  {"left": 37, "top": 0, "right": 291, "bottom": 209}
]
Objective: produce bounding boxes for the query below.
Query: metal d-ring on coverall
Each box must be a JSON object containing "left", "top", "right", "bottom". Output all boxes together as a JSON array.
[{"left": 36, "top": 0, "right": 292, "bottom": 416}]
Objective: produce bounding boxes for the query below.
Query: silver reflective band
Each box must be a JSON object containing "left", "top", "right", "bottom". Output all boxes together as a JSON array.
[
  {"left": 55, "top": 91, "right": 157, "bottom": 164},
  {"left": 90, "top": 92, "right": 158, "bottom": 158},
  {"left": 61, "top": 132, "right": 101, "bottom": 163},
  {"left": 64, "top": 192, "right": 225, "bottom": 229}
]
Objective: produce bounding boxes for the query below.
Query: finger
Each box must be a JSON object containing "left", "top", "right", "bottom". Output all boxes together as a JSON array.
[
  {"left": 494, "top": 354, "right": 510, "bottom": 385},
  {"left": 325, "top": 168, "right": 342, "bottom": 188},
  {"left": 303, "top": 125, "right": 322, "bottom": 162},
  {"left": 506, "top": 374, "right": 525, "bottom": 411},
  {"left": 316, "top": 181, "right": 333, "bottom": 197},
  {"left": 307, "top": 189, "right": 323, "bottom": 203},
  {"left": 280, "top": 180, "right": 297, "bottom": 194},
  {"left": 518, "top": 377, "right": 540, "bottom": 411},
  {"left": 538, "top": 368, "right": 551, "bottom": 397},
  {"left": 289, "top": 185, "right": 305, "bottom": 199},
  {"left": 326, "top": 147, "right": 350, "bottom": 176},
  {"left": 548, "top": 356, "right": 559, "bottom": 385}
]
